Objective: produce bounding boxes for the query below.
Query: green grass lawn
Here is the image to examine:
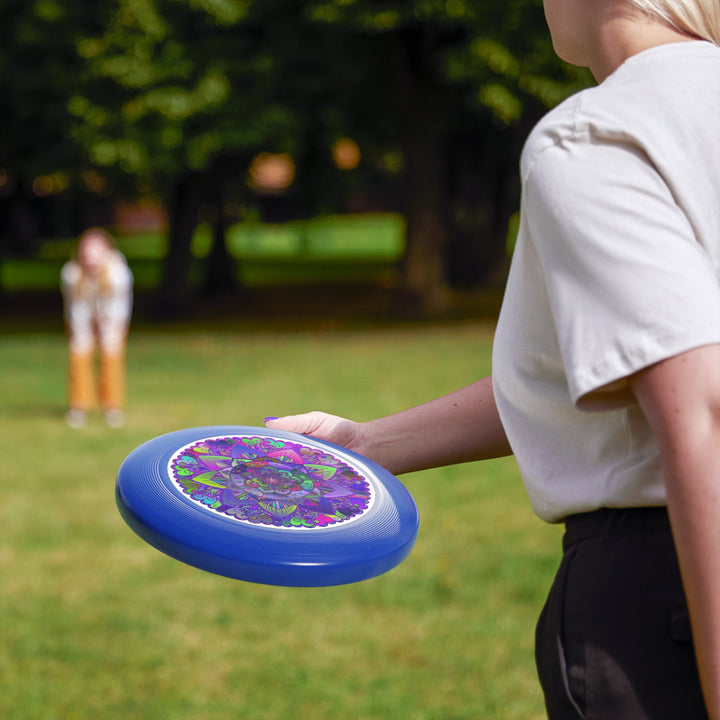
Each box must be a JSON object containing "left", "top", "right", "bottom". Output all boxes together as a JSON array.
[{"left": 0, "top": 323, "right": 561, "bottom": 720}]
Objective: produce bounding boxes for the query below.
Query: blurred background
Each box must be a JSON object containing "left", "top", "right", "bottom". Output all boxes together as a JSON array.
[
  {"left": 0, "top": 2, "right": 591, "bottom": 718},
  {"left": 0, "top": 0, "right": 591, "bottom": 326}
]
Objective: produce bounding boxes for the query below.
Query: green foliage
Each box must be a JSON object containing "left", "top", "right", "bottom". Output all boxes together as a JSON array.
[
  {"left": 67, "top": 0, "right": 304, "bottom": 183},
  {"left": 303, "top": 0, "right": 592, "bottom": 124},
  {"left": 0, "top": 0, "right": 593, "bottom": 303},
  {"left": 0, "top": 0, "right": 591, "bottom": 194},
  {"left": 0, "top": 1, "right": 88, "bottom": 177},
  {"left": 0, "top": 325, "right": 561, "bottom": 720}
]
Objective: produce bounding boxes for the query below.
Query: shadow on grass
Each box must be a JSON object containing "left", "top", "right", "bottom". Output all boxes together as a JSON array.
[{"left": 0, "top": 282, "right": 505, "bottom": 335}]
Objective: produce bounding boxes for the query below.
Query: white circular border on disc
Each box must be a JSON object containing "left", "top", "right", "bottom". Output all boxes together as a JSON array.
[{"left": 167, "top": 433, "right": 377, "bottom": 531}]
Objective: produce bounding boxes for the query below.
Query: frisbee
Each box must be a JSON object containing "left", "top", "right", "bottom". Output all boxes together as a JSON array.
[{"left": 115, "top": 426, "right": 419, "bottom": 587}]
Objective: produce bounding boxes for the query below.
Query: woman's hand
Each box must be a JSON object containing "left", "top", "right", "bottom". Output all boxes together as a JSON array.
[{"left": 264, "top": 412, "right": 371, "bottom": 457}]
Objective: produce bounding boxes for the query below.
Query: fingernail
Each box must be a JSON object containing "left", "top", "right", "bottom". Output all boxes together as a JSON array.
[{"left": 263, "top": 416, "right": 278, "bottom": 424}]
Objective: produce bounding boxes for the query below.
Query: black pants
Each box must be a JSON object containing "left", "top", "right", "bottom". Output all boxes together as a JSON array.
[{"left": 535, "top": 507, "right": 708, "bottom": 719}]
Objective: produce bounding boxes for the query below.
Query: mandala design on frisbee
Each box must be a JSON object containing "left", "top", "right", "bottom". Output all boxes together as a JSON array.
[{"left": 169, "top": 436, "right": 374, "bottom": 529}]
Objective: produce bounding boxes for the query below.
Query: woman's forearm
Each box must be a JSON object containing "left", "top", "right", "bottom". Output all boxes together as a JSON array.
[
  {"left": 664, "top": 454, "right": 720, "bottom": 720},
  {"left": 360, "top": 375, "right": 512, "bottom": 475},
  {"left": 631, "top": 344, "right": 720, "bottom": 719}
]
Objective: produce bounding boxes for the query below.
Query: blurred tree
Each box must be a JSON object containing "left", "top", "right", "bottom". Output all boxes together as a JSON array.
[
  {"left": 70, "top": 0, "right": 374, "bottom": 315},
  {"left": 66, "top": 0, "right": 593, "bottom": 315},
  {"left": 0, "top": 0, "right": 92, "bottom": 257},
  {"left": 303, "top": 0, "right": 592, "bottom": 312},
  {"left": 68, "top": 0, "right": 283, "bottom": 314},
  {"left": 0, "top": 0, "right": 592, "bottom": 315}
]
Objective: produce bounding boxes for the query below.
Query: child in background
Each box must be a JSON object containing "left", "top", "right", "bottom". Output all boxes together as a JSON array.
[{"left": 60, "top": 228, "right": 133, "bottom": 428}]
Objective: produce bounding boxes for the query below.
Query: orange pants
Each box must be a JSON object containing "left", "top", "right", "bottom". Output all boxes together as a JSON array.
[{"left": 68, "top": 345, "right": 126, "bottom": 412}]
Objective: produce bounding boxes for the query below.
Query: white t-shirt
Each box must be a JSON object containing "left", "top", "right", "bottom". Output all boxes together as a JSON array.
[
  {"left": 492, "top": 41, "right": 720, "bottom": 523},
  {"left": 61, "top": 250, "right": 134, "bottom": 353}
]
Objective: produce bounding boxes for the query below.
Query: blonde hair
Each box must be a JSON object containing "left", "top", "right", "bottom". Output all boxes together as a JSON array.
[{"left": 627, "top": 0, "right": 720, "bottom": 44}]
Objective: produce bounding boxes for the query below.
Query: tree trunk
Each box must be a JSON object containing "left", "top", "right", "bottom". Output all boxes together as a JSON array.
[
  {"left": 156, "top": 172, "right": 203, "bottom": 319},
  {"left": 392, "top": 28, "right": 451, "bottom": 316},
  {"left": 445, "top": 123, "right": 521, "bottom": 288},
  {"left": 445, "top": 109, "right": 544, "bottom": 289},
  {"left": 402, "top": 129, "right": 450, "bottom": 314},
  {"left": 202, "top": 182, "right": 237, "bottom": 297}
]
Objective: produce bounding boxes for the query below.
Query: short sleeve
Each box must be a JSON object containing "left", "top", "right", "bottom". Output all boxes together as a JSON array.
[{"left": 525, "top": 135, "right": 720, "bottom": 407}]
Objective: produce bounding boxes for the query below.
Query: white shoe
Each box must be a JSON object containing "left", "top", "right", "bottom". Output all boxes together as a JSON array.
[
  {"left": 104, "top": 409, "right": 125, "bottom": 428},
  {"left": 66, "top": 409, "right": 87, "bottom": 429}
]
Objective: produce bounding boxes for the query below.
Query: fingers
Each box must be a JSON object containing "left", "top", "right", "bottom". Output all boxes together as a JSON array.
[
  {"left": 263, "top": 411, "right": 362, "bottom": 452},
  {"left": 263, "top": 411, "right": 331, "bottom": 437}
]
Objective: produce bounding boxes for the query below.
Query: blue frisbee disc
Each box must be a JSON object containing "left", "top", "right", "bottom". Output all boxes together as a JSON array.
[{"left": 116, "top": 426, "right": 419, "bottom": 587}]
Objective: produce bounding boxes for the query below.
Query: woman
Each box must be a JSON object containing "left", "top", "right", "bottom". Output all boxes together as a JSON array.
[
  {"left": 61, "top": 228, "right": 133, "bottom": 428},
  {"left": 266, "top": 1, "right": 720, "bottom": 717}
]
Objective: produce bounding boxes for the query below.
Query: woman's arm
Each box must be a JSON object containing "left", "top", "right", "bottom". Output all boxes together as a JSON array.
[
  {"left": 630, "top": 343, "right": 720, "bottom": 719},
  {"left": 265, "top": 375, "right": 512, "bottom": 475}
]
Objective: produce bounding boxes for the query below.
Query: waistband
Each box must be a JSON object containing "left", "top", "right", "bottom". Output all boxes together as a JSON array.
[{"left": 563, "top": 506, "right": 670, "bottom": 552}]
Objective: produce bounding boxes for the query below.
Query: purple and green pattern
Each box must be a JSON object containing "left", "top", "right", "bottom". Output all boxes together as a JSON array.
[{"left": 169, "top": 436, "right": 374, "bottom": 529}]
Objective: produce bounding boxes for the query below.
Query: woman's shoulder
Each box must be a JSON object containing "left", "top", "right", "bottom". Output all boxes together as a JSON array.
[
  {"left": 522, "top": 42, "right": 720, "bottom": 182},
  {"left": 520, "top": 90, "right": 592, "bottom": 180},
  {"left": 520, "top": 76, "right": 644, "bottom": 179}
]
